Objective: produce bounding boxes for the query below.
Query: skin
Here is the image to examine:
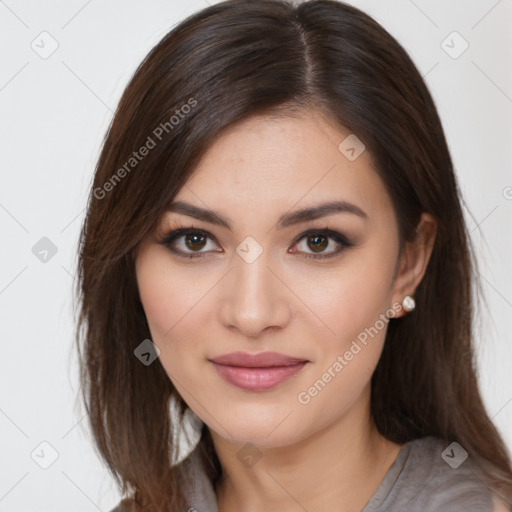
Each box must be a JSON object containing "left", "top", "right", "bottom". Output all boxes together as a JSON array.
[{"left": 135, "top": 110, "right": 437, "bottom": 512}]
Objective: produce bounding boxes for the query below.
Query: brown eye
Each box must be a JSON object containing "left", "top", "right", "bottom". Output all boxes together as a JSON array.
[
  {"left": 307, "top": 234, "right": 328, "bottom": 252},
  {"left": 159, "top": 228, "right": 222, "bottom": 258},
  {"left": 185, "top": 233, "right": 207, "bottom": 251},
  {"left": 291, "top": 229, "right": 353, "bottom": 260}
]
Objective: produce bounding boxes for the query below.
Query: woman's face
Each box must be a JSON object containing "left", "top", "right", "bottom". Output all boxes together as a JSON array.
[{"left": 135, "top": 111, "right": 408, "bottom": 448}]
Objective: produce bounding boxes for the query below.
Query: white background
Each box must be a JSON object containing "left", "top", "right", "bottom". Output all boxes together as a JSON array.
[{"left": 1, "top": 1, "right": 511, "bottom": 510}]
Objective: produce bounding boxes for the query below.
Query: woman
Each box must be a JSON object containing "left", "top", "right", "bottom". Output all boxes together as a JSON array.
[{"left": 75, "top": 0, "right": 512, "bottom": 510}]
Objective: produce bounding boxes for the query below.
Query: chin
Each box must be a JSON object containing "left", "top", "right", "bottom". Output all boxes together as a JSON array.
[{"left": 210, "top": 415, "right": 302, "bottom": 449}]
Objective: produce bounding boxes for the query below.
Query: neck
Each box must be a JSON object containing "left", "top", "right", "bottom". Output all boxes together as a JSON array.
[{"left": 210, "top": 385, "right": 404, "bottom": 512}]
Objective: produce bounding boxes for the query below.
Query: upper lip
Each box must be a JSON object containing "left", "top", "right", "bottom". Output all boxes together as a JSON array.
[{"left": 209, "top": 351, "right": 308, "bottom": 368}]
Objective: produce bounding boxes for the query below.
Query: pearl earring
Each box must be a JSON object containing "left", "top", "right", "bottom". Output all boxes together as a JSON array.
[{"left": 402, "top": 295, "right": 416, "bottom": 312}]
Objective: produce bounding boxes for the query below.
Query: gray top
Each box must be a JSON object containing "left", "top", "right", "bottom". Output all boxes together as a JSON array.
[{"left": 111, "top": 436, "right": 495, "bottom": 511}]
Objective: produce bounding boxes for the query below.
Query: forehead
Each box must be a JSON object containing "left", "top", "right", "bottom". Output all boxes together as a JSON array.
[{"left": 174, "top": 111, "right": 393, "bottom": 223}]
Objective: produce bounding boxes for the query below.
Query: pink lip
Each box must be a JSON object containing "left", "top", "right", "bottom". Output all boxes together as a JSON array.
[{"left": 209, "top": 351, "right": 308, "bottom": 391}]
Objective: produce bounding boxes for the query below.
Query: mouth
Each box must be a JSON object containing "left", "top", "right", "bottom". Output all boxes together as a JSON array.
[{"left": 208, "top": 352, "right": 309, "bottom": 391}]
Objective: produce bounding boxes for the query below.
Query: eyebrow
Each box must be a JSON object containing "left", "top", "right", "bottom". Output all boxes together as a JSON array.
[{"left": 166, "top": 200, "right": 367, "bottom": 231}]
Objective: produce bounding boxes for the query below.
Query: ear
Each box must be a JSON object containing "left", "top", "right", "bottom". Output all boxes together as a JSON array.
[{"left": 391, "top": 212, "right": 437, "bottom": 318}]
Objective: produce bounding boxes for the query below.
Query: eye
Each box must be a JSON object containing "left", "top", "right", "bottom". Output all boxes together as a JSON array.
[
  {"left": 158, "top": 225, "right": 354, "bottom": 261},
  {"left": 158, "top": 227, "right": 222, "bottom": 259},
  {"left": 289, "top": 229, "right": 353, "bottom": 260}
]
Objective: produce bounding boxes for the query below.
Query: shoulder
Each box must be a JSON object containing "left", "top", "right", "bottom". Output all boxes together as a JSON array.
[
  {"left": 401, "top": 436, "right": 495, "bottom": 510},
  {"left": 365, "top": 436, "right": 496, "bottom": 512}
]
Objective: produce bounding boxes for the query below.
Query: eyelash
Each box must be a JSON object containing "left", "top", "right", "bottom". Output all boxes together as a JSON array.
[{"left": 157, "top": 223, "right": 354, "bottom": 261}]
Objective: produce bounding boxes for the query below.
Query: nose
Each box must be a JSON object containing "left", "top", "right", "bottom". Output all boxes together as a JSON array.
[{"left": 217, "top": 253, "right": 292, "bottom": 339}]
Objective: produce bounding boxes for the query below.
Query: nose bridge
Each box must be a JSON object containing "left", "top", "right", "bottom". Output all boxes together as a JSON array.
[
  {"left": 235, "top": 250, "right": 273, "bottom": 299},
  {"left": 218, "top": 245, "right": 291, "bottom": 336}
]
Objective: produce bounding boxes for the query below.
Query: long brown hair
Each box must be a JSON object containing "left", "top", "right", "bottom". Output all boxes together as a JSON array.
[{"left": 75, "top": 0, "right": 512, "bottom": 509}]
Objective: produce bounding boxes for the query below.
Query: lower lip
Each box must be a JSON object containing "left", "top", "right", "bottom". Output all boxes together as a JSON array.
[{"left": 210, "top": 361, "right": 308, "bottom": 391}]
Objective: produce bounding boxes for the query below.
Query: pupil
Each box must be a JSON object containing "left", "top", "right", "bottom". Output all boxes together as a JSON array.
[
  {"left": 186, "top": 234, "right": 206, "bottom": 250},
  {"left": 308, "top": 235, "right": 327, "bottom": 252}
]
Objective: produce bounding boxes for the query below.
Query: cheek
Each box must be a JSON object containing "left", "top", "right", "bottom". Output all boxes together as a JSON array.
[
  {"left": 136, "top": 249, "right": 200, "bottom": 364},
  {"left": 291, "top": 259, "right": 394, "bottom": 418},
  {"left": 136, "top": 249, "right": 206, "bottom": 338},
  {"left": 288, "top": 241, "right": 398, "bottom": 408},
  {"left": 135, "top": 248, "right": 220, "bottom": 391},
  {"left": 294, "top": 253, "right": 396, "bottom": 348}
]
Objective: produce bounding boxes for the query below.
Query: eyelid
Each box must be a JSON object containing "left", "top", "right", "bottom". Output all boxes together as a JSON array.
[
  {"left": 290, "top": 228, "right": 352, "bottom": 248},
  {"left": 158, "top": 226, "right": 221, "bottom": 258},
  {"left": 289, "top": 228, "right": 353, "bottom": 260}
]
